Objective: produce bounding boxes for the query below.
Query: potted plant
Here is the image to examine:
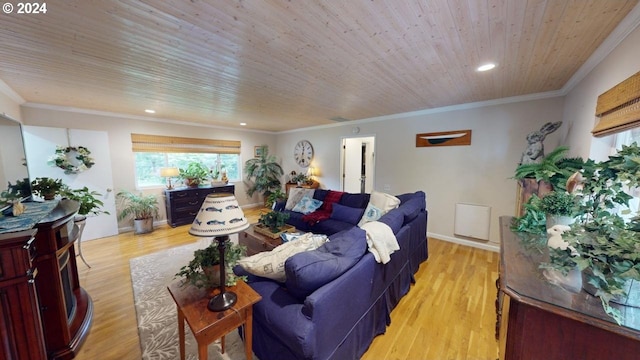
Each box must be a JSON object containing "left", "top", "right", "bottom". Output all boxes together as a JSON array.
[
  {"left": 291, "top": 173, "right": 310, "bottom": 186},
  {"left": 254, "top": 211, "right": 292, "bottom": 238},
  {"left": 244, "top": 145, "right": 284, "bottom": 202},
  {"left": 175, "top": 240, "right": 246, "bottom": 288},
  {"left": 518, "top": 142, "right": 640, "bottom": 324},
  {"left": 265, "top": 188, "right": 286, "bottom": 209},
  {"left": 116, "top": 190, "right": 159, "bottom": 234},
  {"left": 61, "top": 186, "right": 110, "bottom": 217},
  {"left": 539, "top": 191, "right": 577, "bottom": 228},
  {"left": 178, "top": 162, "right": 210, "bottom": 187},
  {"left": 30, "top": 177, "right": 63, "bottom": 200}
]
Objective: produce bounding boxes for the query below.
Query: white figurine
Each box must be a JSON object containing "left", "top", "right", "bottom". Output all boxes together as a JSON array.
[{"left": 547, "top": 224, "right": 572, "bottom": 250}]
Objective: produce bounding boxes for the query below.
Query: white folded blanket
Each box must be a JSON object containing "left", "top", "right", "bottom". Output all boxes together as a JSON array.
[{"left": 359, "top": 221, "right": 399, "bottom": 264}]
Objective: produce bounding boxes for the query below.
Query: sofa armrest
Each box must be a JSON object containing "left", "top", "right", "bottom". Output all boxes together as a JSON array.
[{"left": 300, "top": 253, "right": 377, "bottom": 360}]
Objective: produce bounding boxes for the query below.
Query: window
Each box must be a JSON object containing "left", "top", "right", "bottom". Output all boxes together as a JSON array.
[{"left": 131, "top": 134, "right": 241, "bottom": 188}]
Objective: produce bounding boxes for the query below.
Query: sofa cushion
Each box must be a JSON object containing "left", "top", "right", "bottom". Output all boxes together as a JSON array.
[
  {"left": 339, "top": 193, "right": 370, "bottom": 209},
  {"left": 312, "top": 219, "right": 355, "bottom": 236},
  {"left": 285, "top": 227, "right": 367, "bottom": 300},
  {"left": 401, "top": 197, "right": 424, "bottom": 224},
  {"left": 330, "top": 203, "right": 365, "bottom": 225},
  {"left": 237, "top": 233, "right": 328, "bottom": 282},
  {"left": 358, "top": 191, "right": 400, "bottom": 226},
  {"left": 378, "top": 209, "right": 404, "bottom": 234},
  {"left": 313, "top": 189, "right": 329, "bottom": 201},
  {"left": 292, "top": 195, "right": 323, "bottom": 214},
  {"left": 285, "top": 188, "right": 315, "bottom": 210}
]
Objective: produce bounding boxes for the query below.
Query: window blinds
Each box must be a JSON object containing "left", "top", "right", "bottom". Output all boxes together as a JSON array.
[
  {"left": 592, "top": 70, "right": 640, "bottom": 138},
  {"left": 131, "top": 134, "right": 241, "bottom": 154}
]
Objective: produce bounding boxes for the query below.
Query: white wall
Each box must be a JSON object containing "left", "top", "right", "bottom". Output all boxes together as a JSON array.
[
  {"left": 20, "top": 106, "right": 278, "bottom": 226},
  {"left": 564, "top": 25, "right": 640, "bottom": 158},
  {"left": 275, "top": 97, "right": 565, "bottom": 247}
]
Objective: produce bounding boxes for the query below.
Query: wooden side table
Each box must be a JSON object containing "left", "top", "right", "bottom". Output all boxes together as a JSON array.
[
  {"left": 285, "top": 180, "right": 319, "bottom": 196},
  {"left": 239, "top": 225, "right": 283, "bottom": 256},
  {"left": 167, "top": 280, "right": 262, "bottom": 360}
]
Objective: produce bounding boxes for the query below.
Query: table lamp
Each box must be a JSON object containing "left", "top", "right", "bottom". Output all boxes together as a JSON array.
[
  {"left": 189, "top": 194, "right": 249, "bottom": 311},
  {"left": 160, "top": 167, "right": 180, "bottom": 189}
]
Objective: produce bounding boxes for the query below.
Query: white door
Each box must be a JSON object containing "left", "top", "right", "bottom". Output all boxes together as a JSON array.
[
  {"left": 22, "top": 126, "right": 118, "bottom": 240},
  {"left": 341, "top": 136, "right": 375, "bottom": 193}
]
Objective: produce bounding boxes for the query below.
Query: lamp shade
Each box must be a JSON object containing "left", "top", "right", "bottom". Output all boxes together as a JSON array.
[
  {"left": 160, "top": 167, "right": 180, "bottom": 177},
  {"left": 189, "top": 194, "right": 249, "bottom": 237}
]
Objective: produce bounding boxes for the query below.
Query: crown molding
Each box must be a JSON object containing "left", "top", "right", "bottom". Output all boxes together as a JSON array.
[
  {"left": 21, "top": 102, "right": 275, "bottom": 134},
  {"left": 0, "top": 79, "right": 25, "bottom": 104},
  {"left": 278, "top": 90, "right": 564, "bottom": 134}
]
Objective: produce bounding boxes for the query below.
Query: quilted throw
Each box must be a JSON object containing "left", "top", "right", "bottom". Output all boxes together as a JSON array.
[{"left": 302, "top": 190, "right": 344, "bottom": 225}]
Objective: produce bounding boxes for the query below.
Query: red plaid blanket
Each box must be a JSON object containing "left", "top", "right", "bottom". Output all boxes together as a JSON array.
[{"left": 302, "top": 190, "right": 344, "bottom": 225}]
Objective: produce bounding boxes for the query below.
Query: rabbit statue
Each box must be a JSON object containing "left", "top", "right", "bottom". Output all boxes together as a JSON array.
[{"left": 519, "top": 121, "right": 562, "bottom": 165}]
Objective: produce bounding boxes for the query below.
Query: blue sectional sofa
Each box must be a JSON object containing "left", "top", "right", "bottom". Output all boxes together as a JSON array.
[{"left": 237, "top": 190, "right": 428, "bottom": 360}]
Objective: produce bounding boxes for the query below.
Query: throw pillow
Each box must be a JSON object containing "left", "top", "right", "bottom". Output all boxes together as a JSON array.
[
  {"left": 285, "top": 227, "right": 367, "bottom": 300},
  {"left": 236, "top": 233, "right": 328, "bottom": 282},
  {"left": 330, "top": 203, "right": 365, "bottom": 225},
  {"left": 292, "top": 195, "right": 323, "bottom": 214},
  {"left": 357, "top": 191, "right": 400, "bottom": 226},
  {"left": 370, "top": 190, "right": 401, "bottom": 212},
  {"left": 285, "top": 188, "right": 315, "bottom": 210},
  {"left": 357, "top": 203, "right": 384, "bottom": 226}
]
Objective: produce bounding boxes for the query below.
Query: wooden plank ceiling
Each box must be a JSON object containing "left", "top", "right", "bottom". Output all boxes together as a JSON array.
[{"left": 0, "top": 0, "right": 637, "bottom": 131}]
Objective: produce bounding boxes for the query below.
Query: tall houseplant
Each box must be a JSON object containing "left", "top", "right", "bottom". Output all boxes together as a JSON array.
[
  {"left": 116, "top": 190, "right": 159, "bottom": 234},
  {"left": 244, "top": 145, "right": 284, "bottom": 201}
]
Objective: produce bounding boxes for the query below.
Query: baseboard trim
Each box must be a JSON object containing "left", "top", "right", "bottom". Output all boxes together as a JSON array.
[{"left": 428, "top": 232, "right": 500, "bottom": 253}]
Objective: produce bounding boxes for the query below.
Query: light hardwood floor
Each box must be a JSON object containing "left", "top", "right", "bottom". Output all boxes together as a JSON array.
[{"left": 74, "top": 207, "right": 499, "bottom": 359}]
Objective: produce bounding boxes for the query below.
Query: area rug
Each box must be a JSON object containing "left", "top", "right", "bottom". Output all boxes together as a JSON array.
[{"left": 130, "top": 237, "right": 253, "bottom": 360}]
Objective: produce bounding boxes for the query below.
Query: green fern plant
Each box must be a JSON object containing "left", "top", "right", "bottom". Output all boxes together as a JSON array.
[{"left": 514, "top": 146, "right": 584, "bottom": 190}]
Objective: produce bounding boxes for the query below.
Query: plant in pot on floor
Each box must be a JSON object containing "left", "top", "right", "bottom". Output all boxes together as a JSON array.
[
  {"left": 178, "top": 162, "right": 210, "bottom": 187},
  {"left": 116, "top": 190, "right": 159, "bottom": 234},
  {"left": 175, "top": 239, "right": 247, "bottom": 288},
  {"left": 31, "top": 177, "right": 64, "bottom": 200},
  {"left": 244, "top": 145, "right": 284, "bottom": 204}
]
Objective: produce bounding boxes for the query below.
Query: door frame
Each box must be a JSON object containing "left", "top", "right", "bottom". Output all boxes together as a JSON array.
[{"left": 340, "top": 135, "right": 376, "bottom": 193}]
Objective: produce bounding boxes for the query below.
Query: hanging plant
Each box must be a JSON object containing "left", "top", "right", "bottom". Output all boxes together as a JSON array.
[{"left": 48, "top": 145, "right": 95, "bottom": 174}]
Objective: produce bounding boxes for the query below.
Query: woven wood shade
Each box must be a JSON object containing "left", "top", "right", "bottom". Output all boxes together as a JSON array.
[
  {"left": 592, "top": 71, "right": 640, "bottom": 137},
  {"left": 131, "top": 134, "right": 241, "bottom": 154}
]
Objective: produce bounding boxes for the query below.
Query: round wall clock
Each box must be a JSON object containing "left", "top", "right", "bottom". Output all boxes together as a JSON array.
[{"left": 294, "top": 140, "right": 314, "bottom": 167}]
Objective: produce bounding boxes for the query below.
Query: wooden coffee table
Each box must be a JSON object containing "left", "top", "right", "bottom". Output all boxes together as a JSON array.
[
  {"left": 239, "top": 224, "right": 285, "bottom": 255},
  {"left": 167, "top": 280, "right": 262, "bottom": 360}
]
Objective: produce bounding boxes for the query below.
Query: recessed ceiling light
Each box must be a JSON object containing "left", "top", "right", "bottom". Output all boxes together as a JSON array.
[
  {"left": 145, "top": 109, "right": 156, "bottom": 114},
  {"left": 240, "top": 122, "right": 247, "bottom": 126},
  {"left": 477, "top": 63, "right": 496, "bottom": 72}
]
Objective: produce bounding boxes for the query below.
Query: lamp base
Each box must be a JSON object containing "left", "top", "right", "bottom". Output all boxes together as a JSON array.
[{"left": 207, "top": 291, "right": 237, "bottom": 312}]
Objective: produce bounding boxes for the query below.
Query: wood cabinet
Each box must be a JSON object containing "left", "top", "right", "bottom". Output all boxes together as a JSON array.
[
  {"left": 497, "top": 216, "right": 640, "bottom": 360},
  {"left": 34, "top": 199, "right": 92, "bottom": 360},
  {"left": 0, "top": 229, "right": 47, "bottom": 360},
  {"left": 164, "top": 185, "right": 235, "bottom": 227}
]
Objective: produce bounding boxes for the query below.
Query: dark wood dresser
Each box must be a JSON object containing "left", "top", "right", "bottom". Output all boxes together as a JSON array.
[
  {"left": 0, "top": 228, "right": 47, "bottom": 360},
  {"left": 497, "top": 216, "right": 640, "bottom": 359},
  {"left": 164, "top": 185, "right": 235, "bottom": 227},
  {"left": 0, "top": 199, "right": 92, "bottom": 359}
]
